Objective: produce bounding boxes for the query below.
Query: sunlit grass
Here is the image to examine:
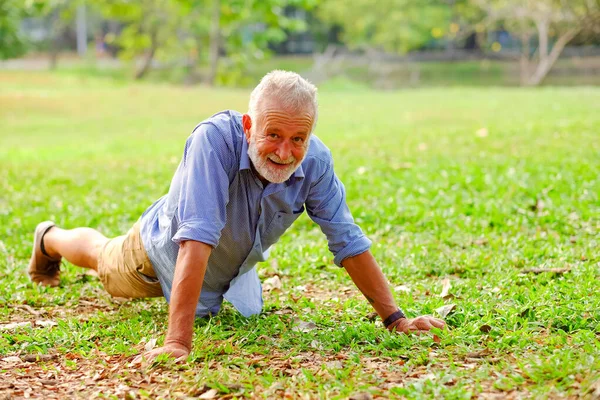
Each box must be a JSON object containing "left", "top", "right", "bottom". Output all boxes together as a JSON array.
[{"left": 1, "top": 71, "right": 599, "bottom": 398}]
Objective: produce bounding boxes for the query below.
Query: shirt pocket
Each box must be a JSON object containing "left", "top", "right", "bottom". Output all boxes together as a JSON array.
[{"left": 262, "top": 209, "right": 304, "bottom": 249}]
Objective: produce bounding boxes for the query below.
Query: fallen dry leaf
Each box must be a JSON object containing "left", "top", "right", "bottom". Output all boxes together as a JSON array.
[
  {"left": 35, "top": 320, "right": 58, "bottom": 328},
  {"left": 466, "top": 349, "right": 492, "bottom": 358},
  {"left": 22, "top": 354, "right": 57, "bottom": 362},
  {"left": 569, "top": 236, "right": 577, "bottom": 244},
  {"left": 474, "top": 237, "right": 488, "bottom": 246},
  {"left": 0, "top": 322, "right": 32, "bottom": 331},
  {"left": 394, "top": 284, "right": 411, "bottom": 293},
  {"left": 349, "top": 392, "right": 373, "bottom": 400},
  {"left": 292, "top": 320, "right": 317, "bottom": 332},
  {"left": 199, "top": 388, "right": 218, "bottom": 399},
  {"left": 366, "top": 312, "right": 378, "bottom": 322},
  {"left": 586, "top": 378, "right": 600, "bottom": 399},
  {"left": 111, "top": 297, "right": 130, "bottom": 304},
  {"left": 440, "top": 278, "right": 452, "bottom": 299},
  {"left": 273, "top": 306, "right": 294, "bottom": 315},
  {"left": 144, "top": 337, "right": 158, "bottom": 352},
  {"left": 92, "top": 369, "right": 107, "bottom": 382},
  {"left": 14, "top": 304, "right": 44, "bottom": 316},
  {"left": 435, "top": 304, "right": 456, "bottom": 319},
  {"left": 263, "top": 275, "right": 282, "bottom": 292},
  {"left": 2, "top": 356, "right": 22, "bottom": 363}
]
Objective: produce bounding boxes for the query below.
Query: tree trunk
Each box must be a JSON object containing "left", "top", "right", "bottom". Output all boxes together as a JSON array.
[
  {"left": 184, "top": 41, "right": 201, "bottom": 85},
  {"left": 49, "top": 38, "right": 60, "bottom": 70},
  {"left": 535, "top": 18, "right": 549, "bottom": 62},
  {"left": 75, "top": 4, "right": 87, "bottom": 57},
  {"left": 526, "top": 28, "right": 579, "bottom": 86},
  {"left": 134, "top": 30, "right": 158, "bottom": 80},
  {"left": 48, "top": 10, "right": 61, "bottom": 70},
  {"left": 207, "top": 0, "right": 221, "bottom": 86},
  {"left": 519, "top": 32, "right": 531, "bottom": 86}
]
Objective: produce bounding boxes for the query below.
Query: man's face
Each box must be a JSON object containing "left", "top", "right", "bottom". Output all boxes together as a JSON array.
[{"left": 243, "top": 100, "right": 313, "bottom": 183}]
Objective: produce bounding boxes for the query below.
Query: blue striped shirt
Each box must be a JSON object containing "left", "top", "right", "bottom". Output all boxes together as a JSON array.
[{"left": 140, "top": 110, "right": 371, "bottom": 317}]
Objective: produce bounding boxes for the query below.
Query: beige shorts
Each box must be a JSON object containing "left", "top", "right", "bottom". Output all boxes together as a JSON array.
[{"left": 97, "top": 220, "right": 163, "bottom": 299}]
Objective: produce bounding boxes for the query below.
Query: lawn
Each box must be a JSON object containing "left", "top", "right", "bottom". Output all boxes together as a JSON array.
[{"left": 0, "top": 70, "right": 599, "bottom": 399}]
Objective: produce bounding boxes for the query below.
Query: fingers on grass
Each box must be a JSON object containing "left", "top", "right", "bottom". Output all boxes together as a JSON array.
[{"left": 431, "top": 319, "right": 446, "bottom": 329}]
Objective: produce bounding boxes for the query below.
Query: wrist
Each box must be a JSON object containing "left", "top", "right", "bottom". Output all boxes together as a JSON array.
[
  {"left": 383, "top": 309, "right": 406, "bottom": 329},
  {"left": 164, "top": 337, "right": 192, "bottom": 352}
]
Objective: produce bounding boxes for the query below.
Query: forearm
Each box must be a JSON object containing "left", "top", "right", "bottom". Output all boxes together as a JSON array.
[
  {"left": 342, "top": 250, "right": 400, "bottom": 321},
  {"left": 165, "top": 240, "right": 211, "bottom": 351}
]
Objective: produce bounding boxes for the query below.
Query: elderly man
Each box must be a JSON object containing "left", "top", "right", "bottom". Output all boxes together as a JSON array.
[{"left": 28, "top": 70, "right": 445, "bottom": 361}]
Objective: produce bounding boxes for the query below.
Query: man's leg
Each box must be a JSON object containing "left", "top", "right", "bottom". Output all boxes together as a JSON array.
[
  {"left": 29, "top": 222, "right": 110, "bottom": 287},
  {"left": 30, "top": 220, "right": 162, "bottom": 298},
  {"left": 43, "top": 226, "right": 109, "bottom": 271}
]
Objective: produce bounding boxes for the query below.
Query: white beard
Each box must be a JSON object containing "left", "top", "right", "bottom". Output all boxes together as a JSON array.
[{"left": 247, "top": 136, "right": 303, "bottom": 183}]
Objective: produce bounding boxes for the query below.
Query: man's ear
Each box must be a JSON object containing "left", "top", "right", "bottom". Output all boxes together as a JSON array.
[{"left": 242, "top": 114, "right": 252, "bottom": 143}]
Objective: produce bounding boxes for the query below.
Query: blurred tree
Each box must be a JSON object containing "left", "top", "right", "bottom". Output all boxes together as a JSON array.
[
  {"left": 181, "top": 0, "right": 316, "bottom": 86},
  {"left": 0, "top": 0, "right": 29, "bottom": 59},
  {"left": 37, "top": 0, "right": 81, "bottom": 69},
  {"left": 95, "top": 0, "right": 314, "bottom": 83},
  {"left": 316, "top": 0, "right": 475, "bottom": 53},
  {"left": 0, "top": 0, "right": 73, "bottom": 61},
  {"left": 472, "top": 0, "right": 600, "bottom": 85},
  {"left": 95, "top": 0, "right": 188, "bottom": 79}
]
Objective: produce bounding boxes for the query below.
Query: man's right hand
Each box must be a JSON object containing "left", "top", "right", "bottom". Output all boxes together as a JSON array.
[
  {"left": 133, "top": 342, "right": 190, "bottom": 365},
  {"left": 133, "top": 240, "right": 211, "bottom": 366}
]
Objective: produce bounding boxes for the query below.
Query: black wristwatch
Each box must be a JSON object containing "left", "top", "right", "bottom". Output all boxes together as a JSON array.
[{"left": 383, "top": 309, "right": 406, "bottom": 328}]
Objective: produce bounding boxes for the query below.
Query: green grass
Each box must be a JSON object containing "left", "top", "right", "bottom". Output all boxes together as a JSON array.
[{"left": 1, "top": 70, "right": 599, "bottom": 398}]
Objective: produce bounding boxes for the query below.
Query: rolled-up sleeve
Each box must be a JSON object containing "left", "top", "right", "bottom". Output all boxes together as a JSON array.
[
  {"left": 172, "top": 124, "right": 232, "bottom": 247},
  {"left": 306, "top": 158, "right": 372, "bottom": 266}
]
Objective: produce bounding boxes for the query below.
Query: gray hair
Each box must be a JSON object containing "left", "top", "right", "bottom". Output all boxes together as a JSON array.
[{"left": 248, "top": 70, "right": 318, "bottom": 133}]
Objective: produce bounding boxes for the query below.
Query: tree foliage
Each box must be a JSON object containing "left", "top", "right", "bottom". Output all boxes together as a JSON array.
[
  {"left": 91, "top": 0, "right": 315, "bottom": 82},
  {"left": 317, "top": 0, "right": 478, "bottom": 53},
  {"left": 0, "top": 0, "right": 27, "bottom": 59},
  {"left": 180, "top": 0, "right": 316, "bottom": 85}
]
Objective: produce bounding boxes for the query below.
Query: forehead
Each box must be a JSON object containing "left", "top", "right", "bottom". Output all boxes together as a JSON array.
[{"left": 258, "top": 99, "right": 314, "bottom": 132}]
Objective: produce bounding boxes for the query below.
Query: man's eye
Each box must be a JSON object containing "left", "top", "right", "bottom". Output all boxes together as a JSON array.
[
  {"left": 268, "top": 133, "right": 278, "bottom": 139},
  {"left": 293, "top": 137, "right": 305, "bottom": 143}
]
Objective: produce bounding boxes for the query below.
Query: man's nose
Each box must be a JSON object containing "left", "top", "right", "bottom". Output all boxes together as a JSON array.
[{"left": 276, "top": 141, "right": 292, "bottom": 161}]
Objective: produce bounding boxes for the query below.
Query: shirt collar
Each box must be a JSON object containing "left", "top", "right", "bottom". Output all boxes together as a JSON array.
[{"left": 240, "top": 138, "right": 252, "bottom": 171}]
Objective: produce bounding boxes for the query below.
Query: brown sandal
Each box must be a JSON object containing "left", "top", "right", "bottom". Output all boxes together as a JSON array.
[{"left": 28, "top": 221, "right": 61, "bottom": 287}]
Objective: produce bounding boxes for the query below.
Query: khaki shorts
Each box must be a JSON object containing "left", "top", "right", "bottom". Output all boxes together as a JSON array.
[{"left": 97, "top": 220, "right": 163, "bottom": 298}]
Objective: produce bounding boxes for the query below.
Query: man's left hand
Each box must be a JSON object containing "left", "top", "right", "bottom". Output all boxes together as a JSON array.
[
  {"left": 388, "top": 315, "right": 445, "bottom": 334},
  {"left": 132, "top": 342, "right": 190, "bottom": 365}
]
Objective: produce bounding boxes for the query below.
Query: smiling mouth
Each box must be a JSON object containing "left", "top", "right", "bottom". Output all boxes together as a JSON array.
[{"left": 268, "top": 158, "right": 294, "bottom": 166}]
